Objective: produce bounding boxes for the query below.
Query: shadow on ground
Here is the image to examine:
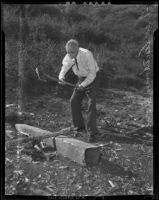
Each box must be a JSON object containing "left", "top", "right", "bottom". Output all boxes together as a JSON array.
[
  {"left": 94, "top": 131, "right": 152, "bottom": 146},
  {"left": 97, "top": 157, "right": 138, "bottom": 179}
]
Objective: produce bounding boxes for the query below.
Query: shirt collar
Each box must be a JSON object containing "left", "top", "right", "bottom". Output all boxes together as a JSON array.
[
  {"left": 76, "top": 48, "right": 81, "bottom": 60},
  {"left": 71, "top": 48, "right": 80, "bottom": 62}
]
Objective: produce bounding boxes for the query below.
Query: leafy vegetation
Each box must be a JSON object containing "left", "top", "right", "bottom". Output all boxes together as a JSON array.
[{"left": 3, "top": 3, "right": 157, "bottom": 97}]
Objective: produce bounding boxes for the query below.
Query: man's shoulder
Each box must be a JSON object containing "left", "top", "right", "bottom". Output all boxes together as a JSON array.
[
  {"left": 63, "top": 54, "right": 71, "bottom": 61},
  {"left": 62, "top": 54, "right": 73, "bottom": 66},
  {"left": 79, "top": 47, "right": 89, "bottom": 53},
  {"left": 79, "top": 47, "right": 93, "bottom": 58}
]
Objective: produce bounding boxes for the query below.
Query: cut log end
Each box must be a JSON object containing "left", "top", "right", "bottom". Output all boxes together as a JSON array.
[{"left": 85, "top": 147, "right": 101, "bottom": 166}]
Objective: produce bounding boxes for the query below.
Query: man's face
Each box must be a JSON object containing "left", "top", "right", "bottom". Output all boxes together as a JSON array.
[{"left": 66, "top": 45, "right": 78, "bottom": 59}]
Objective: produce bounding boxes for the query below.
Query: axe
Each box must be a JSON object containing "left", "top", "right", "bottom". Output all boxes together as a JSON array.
[
  {"left": 35, "top": 68, "right": 76, "bottom": 88},
  {"left": 35, "top": 68, "right": 92, "bottom": 91},
  {"left": 43, "top": 73, "right": 77, "bottom": 88}
]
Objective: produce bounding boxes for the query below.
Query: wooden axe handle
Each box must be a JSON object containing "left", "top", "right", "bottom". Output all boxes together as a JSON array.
[{"left": 43, "top": 73, "right": 76, "bottom": 88}]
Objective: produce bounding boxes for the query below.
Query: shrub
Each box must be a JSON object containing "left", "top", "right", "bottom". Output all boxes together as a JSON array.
[
  {"left": 5, "top": 39, "right": 64, "bottom": 97},
  {"left": 2, "top": 5, "right": 30, "bottom": 40},
  {"left": 28, "top": 5, "right": 61, "bottom": 18},
  {"left": 135, "top": 20, "right": 149, "bottom": 29},
  {"left": 24, "top": 40, "right": 63, "bottom": 77},
  {"left": 98, "top": 69, "right": 111, "bottom": 88},
  {"left": 112, "top": 75, "right": 145, "bottom": 90},
  {"left": 70, "top": 23, "right": 106, "bottom": 45},
  {"left": 66, "top": 10, "right": 87, "bottom": 23},
  {"left": 3, "top": 17, "right": 19, "bottom": 40},
  {"left": 104, "top": 32, "right": 121, "bottom": 50},
  {"left": 29, "top": 16, "right": 62, "bottom": 42},
  {"left": 5, "top": 40, "right": 22, "bottom": 89},
  {"left": 64, "top": 3, "right": 87, "bottom": 23},
  {"left": 120, "top": 8, "right": 141, "bottom": 19},
  {"left": 95, "top": 7, "right": 111, "bottom": 19},
  {"left": 4, "top": 4, "right": 157, "bottom": 97}
]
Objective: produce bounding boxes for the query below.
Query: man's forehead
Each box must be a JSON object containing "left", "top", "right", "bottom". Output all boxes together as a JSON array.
[{"left": 66, "top": 44, "right": 78, "bottom": 52}]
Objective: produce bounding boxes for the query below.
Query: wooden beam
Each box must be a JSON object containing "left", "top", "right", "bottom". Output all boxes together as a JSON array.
[
  {"left": 6, "top": 124, "right": 101, "bottom": 166},
  {"left": 6, "top": 124, "right": 71, "bottom": 147},
  {"left": 55, "top": 136, "right": 101, "bottom": 166}
]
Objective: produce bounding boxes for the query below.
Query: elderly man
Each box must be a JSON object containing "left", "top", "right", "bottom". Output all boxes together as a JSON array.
[{"left": 58, "top": 39, "right": 100, "bottom": 142}]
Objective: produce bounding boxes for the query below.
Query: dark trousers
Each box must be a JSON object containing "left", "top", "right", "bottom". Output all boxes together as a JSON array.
[{"left": 70, "top": 72, "right": 99, "bottom": 135}]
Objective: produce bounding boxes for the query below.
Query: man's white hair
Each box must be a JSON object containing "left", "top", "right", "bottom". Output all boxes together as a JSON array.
[{"left": 65, "top": 39, "right": 79, "bottom": 50}]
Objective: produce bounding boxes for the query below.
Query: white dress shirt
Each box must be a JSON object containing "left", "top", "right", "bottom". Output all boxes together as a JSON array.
[{"left": 58, "top": 47, "right": 99, "bottom": 87}]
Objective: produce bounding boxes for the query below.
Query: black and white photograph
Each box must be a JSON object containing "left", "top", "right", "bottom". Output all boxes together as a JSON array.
[{"left": 2, "top": 2, "right": 158, "bottom": 197}]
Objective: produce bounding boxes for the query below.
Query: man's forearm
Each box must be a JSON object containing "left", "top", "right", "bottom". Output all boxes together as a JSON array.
[
  {"left": 80, "top": 72, "right": 96, "bottom": 87},
  {"left": 59, "top": 63, "right": 73, "bottom": 80},
  {"left": 59, "top": 68, "right": 66, "bottom": 80}
]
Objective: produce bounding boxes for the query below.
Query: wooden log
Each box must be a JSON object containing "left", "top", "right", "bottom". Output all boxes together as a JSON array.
[
  {"left": 55, "top": 136, "right": 101, "bottom": 166},
  {"left": 6, "top": 124, "right": 71, "bottom": 147},
  {"left": 6, "top": 124, "right": 101, "bottom": 166}
]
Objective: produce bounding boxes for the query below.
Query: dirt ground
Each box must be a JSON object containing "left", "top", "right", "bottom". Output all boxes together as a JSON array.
[{"left": 5, "top": 88, "right": 153, "bottom": 196}]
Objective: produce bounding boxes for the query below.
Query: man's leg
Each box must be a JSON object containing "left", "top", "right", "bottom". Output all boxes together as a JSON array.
[
  {"left": 85, "top": 72, "right": 99, "bottom": 138},
  {"left": 70, "top": 89, "right": 85, "bottom": 129},
  {"left": 85, "top": 87, "right": 98, "bottom": 135}
]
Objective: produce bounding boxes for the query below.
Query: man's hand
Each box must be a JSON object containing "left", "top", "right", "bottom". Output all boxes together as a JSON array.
[
  {"left": 76, "top": 84, "right": 85, "bottom": 91},
  {"left": 59, "top": 78, "right": 66, "bottom": 85}
]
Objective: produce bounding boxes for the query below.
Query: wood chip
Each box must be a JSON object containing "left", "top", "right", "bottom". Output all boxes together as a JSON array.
[
  {"left": 59, "top": 166, "right": 69, "bottom": 170},
  {"left": 108, "top": 180, "right": 116, "bottom": 187}
]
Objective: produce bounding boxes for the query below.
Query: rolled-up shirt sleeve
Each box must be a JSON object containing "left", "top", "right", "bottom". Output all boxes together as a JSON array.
[
  {"left": 80, "top": 51, "right": 96, "bottom": 87},
  {"left": 58, "top": 55, "right": 73, "bottom": 80}
]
